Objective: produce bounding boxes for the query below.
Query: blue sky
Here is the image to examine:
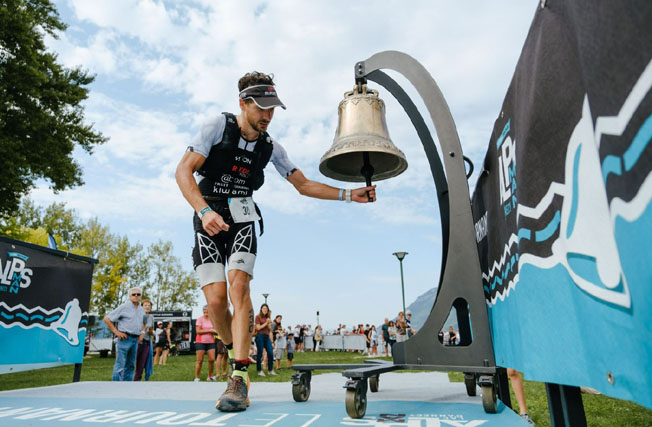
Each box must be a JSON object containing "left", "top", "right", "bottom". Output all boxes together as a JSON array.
[{"left": 35, "top": 0, "right": 537, "bottom": 330}]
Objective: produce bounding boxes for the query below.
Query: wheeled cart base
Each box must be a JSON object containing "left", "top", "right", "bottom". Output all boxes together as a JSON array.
[{"left": 291, "top": 360, "right": 508, "bottom": 419}]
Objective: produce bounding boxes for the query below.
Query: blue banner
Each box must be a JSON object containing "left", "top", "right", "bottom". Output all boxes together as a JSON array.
[
  {"left": 471, "top": 1, "right": 652, "bottom": 410},
  {"left": 0, "top": 237, "right": 96, "bottom": 374}
]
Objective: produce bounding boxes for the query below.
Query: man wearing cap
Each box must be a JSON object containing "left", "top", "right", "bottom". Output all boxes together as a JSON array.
[
  {"left": 103, "top": 287, "right": 147, "bottom": 381},
  {"left": 175, "top": 71, "right": 376, "bottom": 412}
]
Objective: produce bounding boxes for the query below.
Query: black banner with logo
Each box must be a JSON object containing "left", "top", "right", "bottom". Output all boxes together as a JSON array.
[
  {"left": 0, "top": 236, "right": 97, "bottom": 373},
  {"left": 471, "top": 1, "right": 651, "bottom": 409}
]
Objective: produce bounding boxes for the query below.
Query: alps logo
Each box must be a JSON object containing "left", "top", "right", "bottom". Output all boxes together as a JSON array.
[
  {"left": 0, "top": 252, "right": 33, "bottom": 293},
  {"left": 496, "top": 119, "right": 517, "bottom": 217}
]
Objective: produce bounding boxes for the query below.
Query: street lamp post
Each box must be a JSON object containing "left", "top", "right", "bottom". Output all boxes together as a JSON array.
[
  {"left": 262, "top": 293, "right": 269, "bottom": 304},
  {"left": 393, "top": 252, "right": 408, "bottom": 315}
]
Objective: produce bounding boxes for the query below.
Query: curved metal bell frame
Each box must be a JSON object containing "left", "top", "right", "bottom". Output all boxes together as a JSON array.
[
  {"left": 319, "top": 85, "right": 408, "bottom": 183},
  {"left": 290, "top": 51, "right": 512, "bottom": 420}
]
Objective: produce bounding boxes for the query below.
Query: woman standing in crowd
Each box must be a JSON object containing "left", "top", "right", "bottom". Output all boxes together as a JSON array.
[
  {"left": 159, "top": 322, "right": 173, "bottom": 365},
  {"left": 370, "top": 325, "right": 378, "bottom": 356},
  {"left": 254, "top": 304, "right": 276, "bottom": 376},
  {"left": 194, "top": 305, "right": 217, "bottom": 381},
  {"left": 387, "top": 320, "right": 397, "bottom": 355},
  {"left": 293, "top": 324, "right": 301, "bottom": 352},
  {"left": 153, "top": 321, "right": 165, "bottom": 365},
  {"left": 313, "top": 325, "right": 323, "bottom": 352},
  {"left": 134, "top": 299, "right": 155, "bottom": 381},
  {"left": 365, "top": 325, "right": 372, "bottom": 354}
]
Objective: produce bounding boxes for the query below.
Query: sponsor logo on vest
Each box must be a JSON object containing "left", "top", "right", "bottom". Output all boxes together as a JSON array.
[
  {"left": 232, "top": 165, "right": 251, "bottom": 175},
  {"left": 234, "top": 155, "right": 252, "bottom": 164}
]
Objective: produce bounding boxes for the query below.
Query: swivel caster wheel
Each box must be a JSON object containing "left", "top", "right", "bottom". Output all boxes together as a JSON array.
[
  {"left": 345, "top": 379, "right": 368, "bottom": 419},
  {"left": 369, "top": 375, "right": 380, "bottom": 393},
  {"left": 291, "top": 371, "right": 311, "bottom": 402},
  {"left": 478, "top": 375, "right": 498, "bottom": 414},
  {"left": 464, "top": 372, "right": 477, "bottom": 396}
]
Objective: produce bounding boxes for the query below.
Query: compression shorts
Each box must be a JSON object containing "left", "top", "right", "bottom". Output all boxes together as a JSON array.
[{"left": 192, "top": 200, "right": 257, "bottom": 286}]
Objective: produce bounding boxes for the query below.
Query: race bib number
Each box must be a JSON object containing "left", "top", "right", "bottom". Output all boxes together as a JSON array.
[{"left": 228, "top": 197, "right": 260, "bottom": 223}]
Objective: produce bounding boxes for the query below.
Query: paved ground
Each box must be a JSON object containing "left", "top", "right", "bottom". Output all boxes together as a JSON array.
[{"left": 0, "top": 372, "right": 527, "bottom": 426}]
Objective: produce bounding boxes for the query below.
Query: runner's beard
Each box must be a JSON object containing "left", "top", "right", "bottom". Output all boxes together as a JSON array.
[{"left": 254, "top": 121, "right": 269, "bottom": 132}]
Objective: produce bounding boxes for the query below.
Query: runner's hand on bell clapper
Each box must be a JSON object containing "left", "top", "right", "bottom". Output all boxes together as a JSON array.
[{"left": 352, "top": 185, "right": 377, "bottom": 203}]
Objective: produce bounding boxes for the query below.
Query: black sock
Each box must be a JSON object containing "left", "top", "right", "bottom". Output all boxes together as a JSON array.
[{"left": 234, "top": 359, "right": 249, "bottom": 371}]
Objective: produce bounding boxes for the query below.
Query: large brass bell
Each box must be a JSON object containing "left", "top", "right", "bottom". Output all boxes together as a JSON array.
[{"left": 319, "top": 85, "right": 408, "bottom": 191}]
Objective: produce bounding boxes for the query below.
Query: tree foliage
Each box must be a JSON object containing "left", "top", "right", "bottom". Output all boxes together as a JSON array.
[
  {"left": 0, "top": 200, "right": 198, "bottom": 315},
  {"left": 147, "top": 240, "right": 198, "bottom": 311},
  {"left": 0, "top": 0, "right": 107, "bottom": 218}
]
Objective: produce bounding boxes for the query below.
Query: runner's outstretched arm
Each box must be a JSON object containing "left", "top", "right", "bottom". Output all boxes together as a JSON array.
[{"left": 287, "top": 169, "right": 376, "bottom": 202}]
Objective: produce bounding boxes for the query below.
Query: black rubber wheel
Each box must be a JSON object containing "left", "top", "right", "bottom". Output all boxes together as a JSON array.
[
  {"left": 481, "top": 384, "right": 498, "bottom": 413},
  {"left": 345, "top": 386, "right": 367, "bottom": 419},
  {"left": 465, "top": 376, "right": 477, "bottom": 396},
  {"left": 369, "top": 375, "right": 379, "bottom": 393},
  {"left": 292, "top": 376, "right": 310, "bottom": 402},
  {"left": 99, "top": 350, "right": 109, "bottom": 358}
]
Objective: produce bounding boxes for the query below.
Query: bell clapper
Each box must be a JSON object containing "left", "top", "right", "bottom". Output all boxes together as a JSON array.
[{"left": 361, "top": 151, "right": 375, "bottom": 202}]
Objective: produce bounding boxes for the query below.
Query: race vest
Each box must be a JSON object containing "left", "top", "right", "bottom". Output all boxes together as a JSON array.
[{"left": 197, "top": 112, "right": 274, "bottom": 197}]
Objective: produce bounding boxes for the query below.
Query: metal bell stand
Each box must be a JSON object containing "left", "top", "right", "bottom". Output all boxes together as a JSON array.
[{"left": 290, "top": 51, "right": 510, "bottom": 418}]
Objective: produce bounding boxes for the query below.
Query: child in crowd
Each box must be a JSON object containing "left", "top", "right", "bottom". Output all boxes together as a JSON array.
[
  {"left": 286, "top": 332, "right": 294, "bottom": 369},
  {"left": 273, "top": 315, "right": 286, "bottom": 371}
]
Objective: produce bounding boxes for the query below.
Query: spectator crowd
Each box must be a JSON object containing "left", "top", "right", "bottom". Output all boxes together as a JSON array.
[
  {"left": 101, "top": 292, "right": 465, "bottom": 382},
  {"left": 100, "top": 290, "right": 531, "bottom": 424}
]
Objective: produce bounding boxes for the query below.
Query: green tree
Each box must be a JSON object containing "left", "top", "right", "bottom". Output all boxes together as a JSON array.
[
  {"left": 76, "top": 218, "right": 123, "bottom": 315},
  {"left": 0, "top": 0, "right": 107, "bottom": 218},
  {"left": 147, "top": 240, "right": 198, "bottom": 311},
  {"left": 0, "top": 198, "right": 40, "bottom": 241}
]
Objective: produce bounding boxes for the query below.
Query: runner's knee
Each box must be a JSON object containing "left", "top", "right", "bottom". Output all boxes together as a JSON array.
[
  {"left": 228, "top": 276, "right": 251, "bottom": 305},
  {"left": 204, "top": 285, "right": 229, "bottom": 313}
]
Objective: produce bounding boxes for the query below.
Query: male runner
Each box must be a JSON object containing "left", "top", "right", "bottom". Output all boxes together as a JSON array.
[{"left": 175, "top": 71, "right": 376, "bottom": 412}]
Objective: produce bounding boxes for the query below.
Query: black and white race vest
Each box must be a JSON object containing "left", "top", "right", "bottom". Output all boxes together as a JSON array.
[{"left": 197, "top": 112, "right": 274, "bottom": 198}]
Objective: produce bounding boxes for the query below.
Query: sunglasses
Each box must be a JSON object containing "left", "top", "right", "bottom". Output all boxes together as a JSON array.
[{"left": 131, "top": 293, "right": 141, "bottom": 296}]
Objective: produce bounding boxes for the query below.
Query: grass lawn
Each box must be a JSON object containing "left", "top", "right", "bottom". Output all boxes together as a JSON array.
[{"left": 2, "top": 352, "right": 651, "bottom": 426}]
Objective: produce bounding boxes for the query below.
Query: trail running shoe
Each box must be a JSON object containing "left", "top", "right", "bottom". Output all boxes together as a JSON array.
[
  {"left": 521, "top": 413, "right": 535, "bottom": 425},
  {"left": 215, "top": 375, "right": 249, "bottom": 412}
]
